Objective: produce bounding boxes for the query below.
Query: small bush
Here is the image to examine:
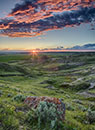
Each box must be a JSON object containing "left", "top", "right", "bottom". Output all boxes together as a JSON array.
[
  {"left": 59, "top": 83, "right": 72, "bottom": 89},
  {"left": 73, "top": 82, "right": 90, "bottom": 91},
  {"left": 78, "top": 105, "right": 87, "bottom": 112},
  {"left": 13, "top": 94, "right": 26, "bottom": 102},
  {"left": 27, "top": 101, "right": 64, "bottom": 130},
  {"left": 66, "top": 103, "right": 75, "bottom": 111},
  {"left": 46, "top": 79, "right": 56, "bottom": 84},
  {"left": 86, "top": 108, "right": 95, "bottom": 124},
  {"left": 0, "top": 90, "right": 3, "bottom": 96},
  {"left": 7, "top": 93, "right": 12, "bottom": 97}
]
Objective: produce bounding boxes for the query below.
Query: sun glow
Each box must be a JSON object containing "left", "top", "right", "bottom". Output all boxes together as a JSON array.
[
  {"left": 31, "top": 50, "right": 39, "bottom": 56},
  {"left": 32, "top": 50, "right": 36, "bottom": 53}
]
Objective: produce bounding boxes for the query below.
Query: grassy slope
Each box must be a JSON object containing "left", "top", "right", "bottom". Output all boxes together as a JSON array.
[{"left": 0, "top": 52, "right": 95, "bottom": 130}]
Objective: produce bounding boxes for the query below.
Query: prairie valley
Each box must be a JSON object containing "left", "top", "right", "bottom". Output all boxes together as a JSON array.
[{"left": 0, "top": 52, "right": 95, "bottom": 130}]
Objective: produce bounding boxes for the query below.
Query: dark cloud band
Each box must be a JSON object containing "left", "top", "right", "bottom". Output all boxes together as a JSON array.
[{"left": 0, "top": 0, "right": 95, "bottom": 37}]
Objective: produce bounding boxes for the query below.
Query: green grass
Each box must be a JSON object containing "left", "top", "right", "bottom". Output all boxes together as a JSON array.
[
  {"left": 0, "top": 54, "right": 31, "bottom": 62},
  {"left": 0, "top": 52, "right": 95, "bottom": 130}
]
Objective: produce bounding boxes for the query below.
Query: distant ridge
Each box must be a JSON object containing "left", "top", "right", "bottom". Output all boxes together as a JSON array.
[{"left": 67, "top": 43, "right": 95, "bottom": 50}]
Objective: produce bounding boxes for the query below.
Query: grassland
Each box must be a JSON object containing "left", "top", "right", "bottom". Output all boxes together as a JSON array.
[{"left": 0, "top": 52, "right": 95, "bottom": 130}]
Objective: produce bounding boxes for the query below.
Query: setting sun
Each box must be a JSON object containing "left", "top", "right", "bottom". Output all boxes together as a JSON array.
[
  {"left": 31, "top": 50, "right": 39, "bottom": 56},
  {"left": 32, "top": 50, "right": 36, "bottom": 53}
]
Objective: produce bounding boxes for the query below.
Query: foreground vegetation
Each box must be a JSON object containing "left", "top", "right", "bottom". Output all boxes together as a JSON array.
[{"left": 0, "top": 52, "right": 95, "bottom": 130}]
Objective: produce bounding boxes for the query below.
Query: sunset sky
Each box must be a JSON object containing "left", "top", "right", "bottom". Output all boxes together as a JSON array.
[{"left": 0, "top": 0, "right": 95, "bottom": 50}]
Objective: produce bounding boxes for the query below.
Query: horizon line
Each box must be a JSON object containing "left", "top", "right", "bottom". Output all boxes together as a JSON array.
[{"left": 0, "top": 49, "right": 95, "bottom": 53}]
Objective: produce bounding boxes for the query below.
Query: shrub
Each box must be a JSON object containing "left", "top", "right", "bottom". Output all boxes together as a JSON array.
[
  {"left": 0, "top": 90, "right": 3, "bottom": 96},
  {"left": 59, "top": 83, "right": 72, "bottom": 89},
  {"left": 46, "top": 79, "right": 56, "bottom": 84},
  {"left": 78, "top": 105, "right": 87, "bottom": 112},
  {"left": 73, "top": 82, "right": 90, "bottom": 91},
  {"left": 7, "top": 93, "right": 12, "bottom": 97},
  {"left": 13, "top": 94, "right": 26, "bottom": 102},
  {"left": 66, "top": 103, "right": 75, "bottom": 111},
  {"left": 86, "top": 108, "right": 95, "bottom": 124},
  {"left": 27, "top": 101, "right": 64, "bottom": 130}
]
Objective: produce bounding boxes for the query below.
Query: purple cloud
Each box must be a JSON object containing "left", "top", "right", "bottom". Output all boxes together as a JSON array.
[{"left": 0, "top": 0, "right": 95, "bottom": 37}]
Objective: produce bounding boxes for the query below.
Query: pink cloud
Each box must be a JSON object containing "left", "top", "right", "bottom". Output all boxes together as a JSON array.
[{"left": 0, "top": 0, "right": 95, "bottom": 37}]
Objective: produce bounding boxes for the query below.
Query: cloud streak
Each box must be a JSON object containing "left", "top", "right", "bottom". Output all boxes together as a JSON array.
[
  {"left": 0, "top": 0, "right": 95, "bottom": 37},
  {"left": 9, "top": 0, "right": 95, "bottom": 23}
]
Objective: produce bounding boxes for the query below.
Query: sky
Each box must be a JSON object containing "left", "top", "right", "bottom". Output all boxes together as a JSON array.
[{"left": 0, "top": 0, "right": 95, "bottom": 50}]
